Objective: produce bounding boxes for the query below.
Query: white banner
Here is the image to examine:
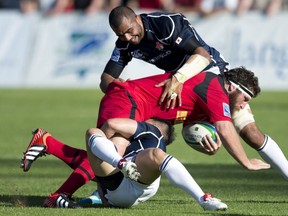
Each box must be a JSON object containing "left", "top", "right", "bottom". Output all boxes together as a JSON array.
[
  {"left": 193, "top": 12, "right": 288, "bottom": 90},
  {"left": 0, "top": 11, "right": 287, "bottom": 89},
  {"left": 26, "top": 13, "right": 116, "bottom": 87},
  {"left": 0, "top": 12, "right": 39, "bottom": 87}
]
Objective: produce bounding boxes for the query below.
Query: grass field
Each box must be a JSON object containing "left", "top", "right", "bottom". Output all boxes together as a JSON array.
[{"left": 0, "top": 89, "right": 288, "bottom": 216}]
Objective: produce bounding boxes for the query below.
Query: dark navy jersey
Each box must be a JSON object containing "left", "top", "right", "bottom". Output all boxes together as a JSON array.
[
  {"left": 123, "top": 121, "right": 166, "bottom": 159},
  {"left": 104, "top": 12, "right": 228, "bottom": 78}
]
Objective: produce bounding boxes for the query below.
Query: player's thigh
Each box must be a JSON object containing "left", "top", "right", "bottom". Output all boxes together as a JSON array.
[
  {"left": 135, "top": 149, "right": 166, "bottom": 184},
  {"left": 110, "top": 135, "right": 130, "bottom": 156},
  {"left": 86, "top": 143, "right": 116, "bottom": 176}
]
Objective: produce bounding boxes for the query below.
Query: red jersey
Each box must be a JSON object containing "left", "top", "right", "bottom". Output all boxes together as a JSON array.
[{"left": 97, "top": 72, "right": 231, "bottom": 127}]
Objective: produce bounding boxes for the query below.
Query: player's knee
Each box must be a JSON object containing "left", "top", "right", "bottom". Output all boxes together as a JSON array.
[
  {"left": 85, "top": 128, "right": 103, "bottom": 143},
  {"left": 150, "top": 148, "right": 167, "bottom": 166},
  {"left": 239, "top": 123, "right": 265, "bottom": 149}
]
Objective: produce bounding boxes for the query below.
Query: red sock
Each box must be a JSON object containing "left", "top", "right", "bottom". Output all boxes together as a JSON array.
[
  {"left": 45, "top": 136, "right": 96, "bottom": 196},
  {"left": 54, "top": 157, "right": 95, "bottom": 196},
  {"left": 46, "top": 136, "right": 86, "bottom": 169}
]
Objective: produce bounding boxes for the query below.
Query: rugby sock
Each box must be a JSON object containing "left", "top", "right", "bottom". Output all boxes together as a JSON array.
[
  {"left": 46, "top": 136, "right": 87, "bottom": 169},
  {"left": 54, "top": 157, "right": 95, "bottom": 196},
  {"left": 88, "top": 134, "right": 122, "bottom": 167},
  {"left": 160, "top": 155, "right": 205, "bottom": 204},
  {"left": 258, "top": 135, "right": 288, "bottom": 179}
]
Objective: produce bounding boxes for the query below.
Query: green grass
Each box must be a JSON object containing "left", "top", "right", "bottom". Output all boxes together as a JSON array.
[{"left": 0, "top": 89, "right": 288, "bottom": 215}]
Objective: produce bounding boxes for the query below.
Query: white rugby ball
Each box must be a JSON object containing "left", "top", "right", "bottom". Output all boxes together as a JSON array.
[{"left": 182, "top": 122, "right": 217, "bottom": 150}]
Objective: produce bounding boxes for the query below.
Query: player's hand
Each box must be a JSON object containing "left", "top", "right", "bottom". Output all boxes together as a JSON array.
[
  {"left": 155, "top": 76, "right": 183, "bottom": 109},
  {"left": 246, "top": 158, "right": 271, "bottom": 170},
  {"left": 200, "top": 133, "right": 221, "bottom": 155}
]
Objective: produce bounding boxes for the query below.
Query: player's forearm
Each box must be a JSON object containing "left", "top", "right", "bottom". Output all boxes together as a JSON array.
[
  {"left": 173, "top": 53, "right": 210, "bottom": 83},
  {"left": 103, "top": 118, "right": 138, "bottom": 139},
  {"left": 215, "top": 121, "right": 252, "bottom": 169},
  {"left": 100, "top": 72, "right": 115, "bottom": 93}
]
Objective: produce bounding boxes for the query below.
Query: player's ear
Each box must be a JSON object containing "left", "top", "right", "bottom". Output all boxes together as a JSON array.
[{"left": 227, "top": 83, "right": 236, "bottom": 94}]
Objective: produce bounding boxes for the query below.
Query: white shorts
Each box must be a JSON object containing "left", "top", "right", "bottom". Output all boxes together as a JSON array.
[{"left": 104, "top": 176, "right": 161, "bottom": 208}]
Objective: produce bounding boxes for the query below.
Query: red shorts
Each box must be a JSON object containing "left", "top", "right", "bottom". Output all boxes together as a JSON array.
[{"left": 97, "top": 85, "right": 144, "bottom": 127}]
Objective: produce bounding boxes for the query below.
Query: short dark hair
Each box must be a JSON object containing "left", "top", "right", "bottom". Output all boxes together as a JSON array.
[
  {"left": 223, "top": 66, "right": 261, "bottom": 98},
  {"left": 150, "top": 118, "right": 176, "bottom": 146},
  {"left": 109, "top": 6, "right": 136, "bottom": 29}
]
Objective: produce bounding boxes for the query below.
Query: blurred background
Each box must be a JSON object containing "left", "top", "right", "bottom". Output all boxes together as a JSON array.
[
  {"left": 0, "top": 0, "right": 288, "bottom": 90},
  {"left": 1, "top": 3, "right": 288, "bottom": 212}
]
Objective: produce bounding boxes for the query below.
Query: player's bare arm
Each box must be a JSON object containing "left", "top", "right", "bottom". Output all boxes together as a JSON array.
[
  {"left": 100, "top": 72, "right": 126, "bottom": 93},
  {"left": 214, "top": 120, "right": 270, "bottom": 170},
  {"left": 101, "top": 118, "right": 138, "bottom": 139},
  {"left": 100, "top": 72, "right": 115, "bottom": 93}
]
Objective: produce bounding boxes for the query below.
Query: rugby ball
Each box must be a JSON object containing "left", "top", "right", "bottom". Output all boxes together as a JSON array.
[{"left": 182, "top": 122, "right": 217, "bottom": 150}]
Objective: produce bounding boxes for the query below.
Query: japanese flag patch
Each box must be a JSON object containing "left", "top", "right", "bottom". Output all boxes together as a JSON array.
[{"left": 175, "top": 37, "right": 182, "bottom": 44}]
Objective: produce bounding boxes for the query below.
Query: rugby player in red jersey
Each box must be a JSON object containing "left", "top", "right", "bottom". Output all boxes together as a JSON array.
[{"left": 97, "top": 67, "right": 270, "bottom": 170}]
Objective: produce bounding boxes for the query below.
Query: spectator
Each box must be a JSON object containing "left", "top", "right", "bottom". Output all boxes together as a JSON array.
[
  {"left": 125, "top": 0, "right": 202, "bottom": 14},
  {"left": 199, "top": 0, "right": 239, "bottom": 17},
  {"left": 173, "top": 0, "right": 202, "bottom": 14},
  {"left": 21, "top": 0, "right": 39, "bottom": 14},
  {"left": 125, "top": 0, "right": 176, "bottom": 12},
  {"left": 45, "top": 0, "right": 122, "bottom": 16},
  {"left": 0, "top": 0, "right": 20, "bottom": 9},
  {"left": 0, "top": 0, "right": 39, "bottom": 13},
  {"left": 236, "top": 0, "right": 283, "bottom": 16}
]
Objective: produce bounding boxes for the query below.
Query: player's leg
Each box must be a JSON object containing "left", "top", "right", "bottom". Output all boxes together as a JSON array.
[
  {"left": 233, "top": 104, "right": 288, "bottom": 179},
  {"left": 21, "top": 128, "right": 95, "bottom": 208},
  {"left": 86, "top": 128, "right": 130, "bottom": 171},
  {"left": 85, "top": 137, "right": 119, "bottom": 207},
  {"left": 135, "top": 148, "right": 227, "bottom": 211},
  {"left": 43, "top": 155, "right": 95, "bottom": 208},
  {"left": 22, "top": 128, "right": 88, "bottom": 171},
  {"left": 86, "top": 129, "right": 117, "bottom": 176}
]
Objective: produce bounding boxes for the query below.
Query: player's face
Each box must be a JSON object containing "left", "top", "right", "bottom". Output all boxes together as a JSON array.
[
  {"left": 114, "top": 16, "right": 144, "bottom": 45},
  {"left": 229, "top": 90, "right": 250, "bottom": 112}
]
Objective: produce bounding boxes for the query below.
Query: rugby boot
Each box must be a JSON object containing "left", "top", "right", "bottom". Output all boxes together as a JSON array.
[
  {"left": 201, "top": 193, "right": 228, "bottom": 211},
  {"left": 21, "top": 128, "right": 50, "bottom": 172},
  {"left": 43, "top": 193, "right": 82, "bottom": 208}
]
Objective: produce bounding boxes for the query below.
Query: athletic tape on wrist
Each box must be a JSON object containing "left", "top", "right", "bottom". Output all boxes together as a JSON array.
[{"left": 174, "top": 54, "right": 210, "bottom": 83}]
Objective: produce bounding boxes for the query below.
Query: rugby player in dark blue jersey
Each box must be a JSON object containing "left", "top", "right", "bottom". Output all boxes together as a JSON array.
[
  {"left": 100, "top": 6, "right": 228, "bottom": 109},
  {"left": 86, "top": 118, "right": 227, "bottom": 210},
  {"left": 99, "top": 6, "right": 288, "bottom": 180}
]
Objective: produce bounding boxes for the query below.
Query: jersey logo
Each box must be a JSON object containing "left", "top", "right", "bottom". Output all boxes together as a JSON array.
[
  {"left": 155, "top": 42, "right": 164, "bottom": 50},
  {"left": 111, "top": 48, "right": 121, "bottom": 62},
  {"left": 223, "top": 103, "right": 231, "bottom": 117},
  {"left": 131, "top": 50, "right": 144, "bottom": 59},
  {"left": 175, "top": 37, "right": 182, "bottom": 44},
  {"left": 174, "top": 111, "right": 188, "bottom": 124}
]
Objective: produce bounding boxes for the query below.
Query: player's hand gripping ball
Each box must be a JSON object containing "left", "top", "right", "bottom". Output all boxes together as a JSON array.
[{"left": 182, "top": 122, "right": 217, "bottom": 151}]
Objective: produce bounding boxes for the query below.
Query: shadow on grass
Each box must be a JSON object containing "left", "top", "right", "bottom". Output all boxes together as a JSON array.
[
  {"left": 0, "top": 194, "right": 107, "bottom": 209},
  {"left": 0, "top": 195, "right": 46, "bottom": 208}
]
